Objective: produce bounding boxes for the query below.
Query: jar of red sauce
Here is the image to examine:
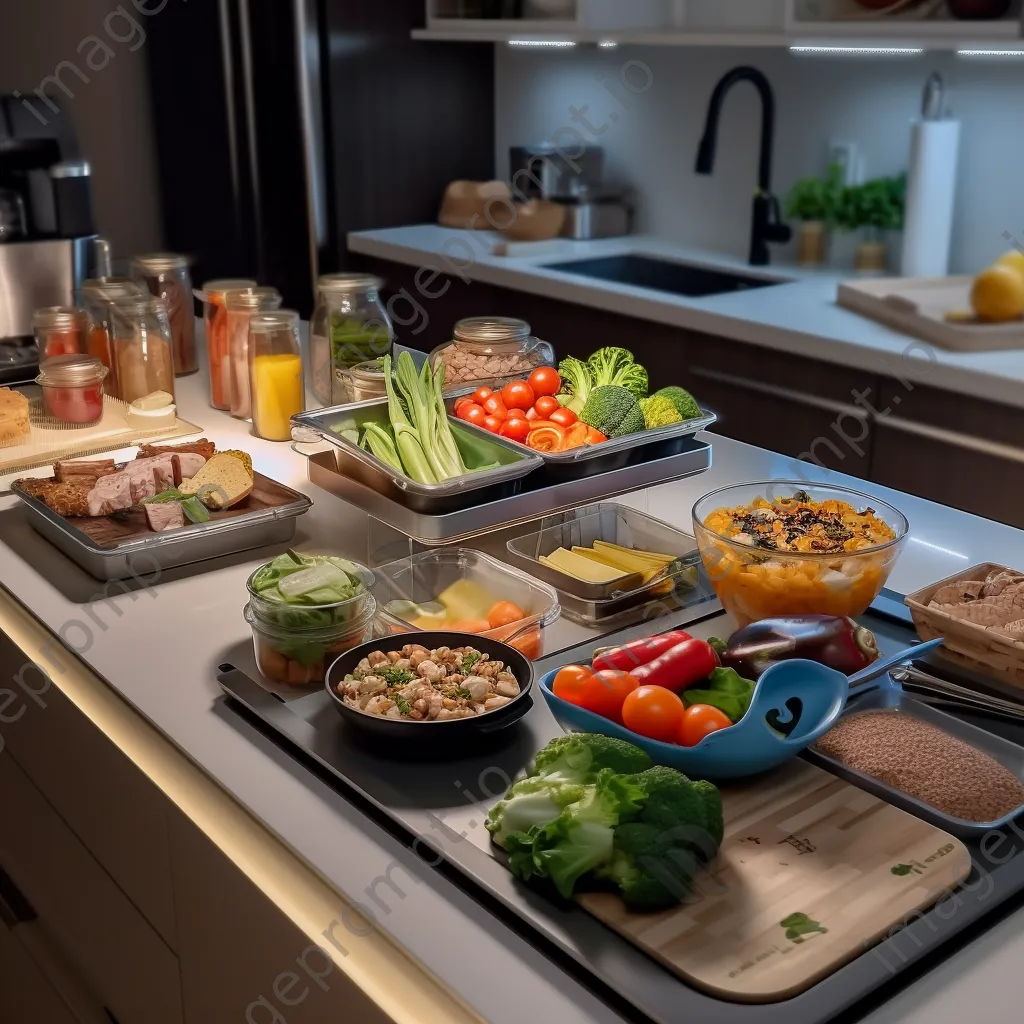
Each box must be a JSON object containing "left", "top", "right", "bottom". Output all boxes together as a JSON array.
[
  {"left": 32, "top": 307, "right": 88, "bottom": 359},
  {"left": 36, "top": 355, "right": 108, "bottom": 426}
]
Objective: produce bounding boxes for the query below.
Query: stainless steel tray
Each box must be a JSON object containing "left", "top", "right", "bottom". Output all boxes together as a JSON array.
[
  {"left": 12, "top": 474, "right": 311, "bottom": 581},
  {"left": 446, "top": 387, "right": 717, "bottom": 482},
  {"left": 306, "top": 437, "right": 713, "bottom": 545},
  {"left": 292, "top": 397, "right": 542, "bottom": 514}
]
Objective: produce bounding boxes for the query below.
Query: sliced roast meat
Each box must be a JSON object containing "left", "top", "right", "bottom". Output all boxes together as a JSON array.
[
  {"left": 54, "top": 459, "right": 117, "bottom": 488},
  {"left": 87, "top": 472, "right": 132, "bottom": 516},
  {"left": 143, "top": 501, "right": 185, "bottom": 532},
  {"left": 172, "top": 452, "right": 206, "bottom": 484}
]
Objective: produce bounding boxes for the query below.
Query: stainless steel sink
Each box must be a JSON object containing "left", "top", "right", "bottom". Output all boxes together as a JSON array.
[{"left": 543, "top": 253, "right": 786, "bottom": 298}]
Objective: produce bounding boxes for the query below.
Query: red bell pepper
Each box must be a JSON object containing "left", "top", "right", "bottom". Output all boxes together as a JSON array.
[
  {"left": 592, "top": 630, "right": 693, "bottom": 674},
  {"left": 629, "top": 638, "right": 719, "bottom": 693}
]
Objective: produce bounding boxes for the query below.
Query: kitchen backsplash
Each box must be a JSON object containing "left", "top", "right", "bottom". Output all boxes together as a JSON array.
[{"left": 495, "top": 46, "right": 1024, "bottom": 274}]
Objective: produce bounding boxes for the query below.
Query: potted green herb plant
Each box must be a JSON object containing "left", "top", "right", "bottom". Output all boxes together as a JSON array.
[
  {"left": 836, "top": 173, "right": 907, "bottom": 274},
  {"left": 785, "top": 164, "right": 843, "bottom": 268}
]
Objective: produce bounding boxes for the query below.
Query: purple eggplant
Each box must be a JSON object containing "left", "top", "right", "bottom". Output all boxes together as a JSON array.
[{"left": 711, "top": 615, "right": 879, "bottom": 680}]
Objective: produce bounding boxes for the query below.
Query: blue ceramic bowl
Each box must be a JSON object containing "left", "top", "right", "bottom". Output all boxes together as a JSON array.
[{"left": 539, "top": 639, "right": 944, "bottom": 779}]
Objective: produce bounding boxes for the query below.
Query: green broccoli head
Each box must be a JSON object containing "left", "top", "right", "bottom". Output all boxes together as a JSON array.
[
  {"left": 639, "top": 395, "right": 683, "bottom": 430},
  {"left": 629, "top": 766, "right": 722, "bottom": 862},
  {"left": 597, "top": 824, "right": 698, "bottom": 911},
  {"left": 557, "top": 357, "right": 594, "bottom": 404},
  {"left": 530, "top": 734, "right": 652, "bottom": 785},
  {"left": 586, "top": 348, "right": 649, "bottom": 398},
  {"left": 653, "top": 386, "right": 702, "bottom": 422},
  {"left": 484, "top": 775, "right": 586, "bottom": 849},
  {"left": 580, "top": 385, "right": 645, "bottom": 439}
]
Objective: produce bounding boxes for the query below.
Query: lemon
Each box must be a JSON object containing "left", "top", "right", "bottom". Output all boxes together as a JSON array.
[
  {"left": 995, "top": 249, "right": 1024, "bottom": 284},
  {"left": 971, "top": 264, "right": 1024, "bottom": 323}
]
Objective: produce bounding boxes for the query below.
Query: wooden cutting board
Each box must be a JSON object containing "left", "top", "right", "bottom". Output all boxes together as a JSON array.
[{"left": 579, "top": 759, "right": 972, "bottom": 1003}]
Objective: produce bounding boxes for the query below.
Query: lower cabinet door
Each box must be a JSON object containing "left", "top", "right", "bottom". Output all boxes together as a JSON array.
[{"left": 0, "top": 914, "right": 84, "bottom": 1024}]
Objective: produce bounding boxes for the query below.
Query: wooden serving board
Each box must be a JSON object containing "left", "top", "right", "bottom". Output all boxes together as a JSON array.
[
  {"left": 578, "top": 759, "right": 971, "bottom": 1004},
  {"left": 837, "top": 275, "right": 1024, "bottom": 352},
  {"left": 62, "top": 472, "right": 299, "bottom": 550}
]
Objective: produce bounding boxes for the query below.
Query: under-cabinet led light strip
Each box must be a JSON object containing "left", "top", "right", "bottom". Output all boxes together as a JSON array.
[
  {"left": 957, "top": 48, "right": 1024, "bottom": 56},
  {"left": 790, "top": 45, "right": 924, "bottom": 54},
  {"left": 507, "top": 39, "right": 576, "bottom": 48}
]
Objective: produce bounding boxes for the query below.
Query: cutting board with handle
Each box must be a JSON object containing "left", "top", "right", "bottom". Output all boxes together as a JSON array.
[
  {"left": 837, "top": 275, "right": 1024, "bottom": 352},
  {"left": 578, "top": 758, "right": 972, "bottom": 1003}
]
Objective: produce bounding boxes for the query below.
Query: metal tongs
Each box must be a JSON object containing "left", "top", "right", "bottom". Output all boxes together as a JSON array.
[{"left": 889, "top": 664, "right": 1024, "bottom": 723}]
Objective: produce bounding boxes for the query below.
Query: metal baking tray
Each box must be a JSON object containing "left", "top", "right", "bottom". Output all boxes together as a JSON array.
[
  {"left": 806, "top": 681, "right": 1024, "bottom": 839},
  {"left": 445, "top": 386, "right": 717, "bottom": 482},
  {"left": 306, "top": 437, "right": 713, "bottom": 546},
  {"left": 11, "top": 473, "right": 311, "bottom": 581},
  {"left": 292, "top": 397, "right": 542, "bottom": 514}
]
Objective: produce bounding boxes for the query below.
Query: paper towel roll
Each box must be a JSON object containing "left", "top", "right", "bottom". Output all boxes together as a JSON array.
[{"left": 901, "top": 119, "right": 961, "bottom": 278}]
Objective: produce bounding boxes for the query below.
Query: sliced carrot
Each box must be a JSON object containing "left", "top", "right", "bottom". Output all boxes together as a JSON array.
[
  {"left": 527, "top": 424, "right": 566, "bottom": 452},
  {"left": 561, "top": 422, "right": 590, "bottom": 449},
  {"left": 585, "top": 427, "right": 607, "bottom": 445}
]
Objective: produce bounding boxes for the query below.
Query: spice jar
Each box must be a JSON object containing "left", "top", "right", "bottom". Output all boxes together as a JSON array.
[
  {"left": 248, "top": 310, "right": 304, "bottom": 442},
  {"left": 108, "top": 296, "right": 176, "bottom": 406},
  {"left": 334, "top": 359, "right": 390, "bottom": 405},
  {"left": 225, "top": 287, "right": 282, "bottom": 420},
  {"left": 199, "top": 278, "right": 257, "bottom": 410},
  {"left": 429, "top": 317, "right": 555, "bottom": 388},
  {"left": 132, "top": 253, "right": 197, "bottom": 376},
  {"left": 310, "top": 273, "right": 393, "bottom": 407},
  {"left": 35, "top": 354, "right": 108, "bottom": 426},
  {"left": 32, "top": 307, "right": 88, "bottom": 359},
  {"left": 80, "top": 276, "right": 144, "bottom": 397}
]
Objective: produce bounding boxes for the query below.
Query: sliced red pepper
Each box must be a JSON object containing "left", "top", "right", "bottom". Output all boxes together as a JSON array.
[
  {"left": 629, "top": 638, "right": 719, "bottom": 693},
  {"left": 592, "top": 631, "right": 693, "bottom": 673}
]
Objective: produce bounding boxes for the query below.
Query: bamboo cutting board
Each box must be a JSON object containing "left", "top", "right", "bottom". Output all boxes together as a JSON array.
[{"left": 578, "top": 759, "right": 972, "bottom": 1003}]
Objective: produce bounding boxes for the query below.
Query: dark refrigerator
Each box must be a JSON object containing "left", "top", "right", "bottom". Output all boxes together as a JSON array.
[{"left": 146, "top": 0, "right": 495, "bottom": 314}]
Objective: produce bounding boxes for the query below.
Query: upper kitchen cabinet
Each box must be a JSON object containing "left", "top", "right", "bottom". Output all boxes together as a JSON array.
[{"left": 414, "top": 0, "right": 1023, "bottom": 45}]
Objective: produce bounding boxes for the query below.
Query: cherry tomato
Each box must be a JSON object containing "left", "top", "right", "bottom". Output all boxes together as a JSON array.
[
  {"left": 505, "top": 407, "right": 528, "bottom": 421},
  {"left": 501, "top": 380, "right": 535, "bottom": 411},
  {"left": 552, "top": 666, "right": 637, "bottom": 721},
  {"left": 525, "top": 407, "right": 540, "bottom": 421},
  {"left": 534, "top": 396, "right": 561, "bottom": 418},
  {"left": 528, "top": 366, "right": 561, "bottom": 398},
  {"left": 552, "top": 665, "right": 594, "bottom": 705},
  {"left": 457, "top": 402, "right": 486, "bottom": 426},
  {"left": 453, "top": 396, "right": 472, "bottom": 414},
  {"left": 499, "top": 417, "right": 531, "bottom": 443},
  {"left": 549, "top": 407, "right": 578, "bottom": 428},
  {"left": 486, "top": 600, "right": 525, "bottom": 629},
  {"left": 472, "top": 386, "right": 493, "bottom": 405},
  {"left": 482, "top": 394, "right": 508, "bottom": 420},
  {"left": 679, "top": 704, "right": 733, "bottom": 747},
  {"left": 483, "top": 415, "right": 504, "bottom": 433},
  {"left": 621, "top": 685, "right": 687, "bottom": 743}
]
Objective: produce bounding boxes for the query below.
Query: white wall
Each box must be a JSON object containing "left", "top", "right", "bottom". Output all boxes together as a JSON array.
[
  {"left": 495, "top": 46, "right": 1024, "bottom": 273},
  {"left": 2, "top": 0, "right": 163, "bottom": 258}
]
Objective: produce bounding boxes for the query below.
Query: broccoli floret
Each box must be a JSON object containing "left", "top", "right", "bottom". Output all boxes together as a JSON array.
[
  {"left": 587, "top": 347, "right": 649, "bottom": 398},
  {"left": 629, "top": 766, "right": 721, "bottom": 862},
  {"left": 557, "top": 357, "right": 593, "bottom": 405},
  {"left": 529, "top": 734, "right": 652, "bottom": 785},
  {"left": 653, "top": 386, "right": 702, "bottom": 422},
  {"left": 485, "top": 774, "right": 585, "bottom": 849},
  {"left": 639, "top": 394, "right": 683, "bottom": 430},
  {"left": 380, "top": 667, "right": 414, "bottom": 686},
  {"left": 580, "top": 385, "right": 646, "bottom": 439},
  {"left": 460, "top": 651, "right": 482, "bottom": 674}
]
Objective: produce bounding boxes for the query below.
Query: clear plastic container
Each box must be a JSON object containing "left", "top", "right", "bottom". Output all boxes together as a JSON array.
[
  {"left": 32, "top": 306, "right": 88, "bottom": 359},
  {"left": 245, "top": 597, "right": 377, "bottom": 688},
  {"left": 35, "top": 354, "right": 108, "bottom": 426},
  {"left": 310, "top": 273, "right": 394, "bottom": 407},
  {"left": 372, "top": 548, "right": 560, "bottom": 659},
  {"left": 245, "top": 557, "right": 376, "bottom": 629},
  {"left": 199, "top": 278, "right": 256, "bottom": 410},
  {"left": 80, "top": 276, "right": 145, "bottom": 397},
  {"left": 429, "top": 317, "right": 555, "bottom": 389},
  {"left": 225, "top": 287, "right": 282, "bottom": 420},
  {"left": 505, "top": 503, "right": 704, "bottom": 627},
  {"left": 248, "top": 310, "right": 304, "bottom": 441},
  {"left": 132, "top": 253, "right": 197, "bottom": 376},
  {"left": 108, "top": 296, "right": 176, "bottom": 406}
]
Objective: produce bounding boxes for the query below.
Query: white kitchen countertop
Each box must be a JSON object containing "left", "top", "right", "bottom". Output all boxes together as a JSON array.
[
  {"left": 1, "top": 345, "right": 1023, "bottom": 1023},
  {"left": 348, "top": 225, "right": 1024, "bottom": 410}
]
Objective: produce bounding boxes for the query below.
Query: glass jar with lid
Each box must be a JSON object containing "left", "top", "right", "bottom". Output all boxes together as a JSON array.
[
  {"left": 248, "top": 310, "right": 304, "bottom": 442},
  {"left": 334, "top": 358, "right": 389, "bottom": 405},
  {"left": 35, "top": 354, "right": 108, "bottom": 426},
  {"left": 310, "top": 273, "right": 393, "bottom": 407},
  {"left": 428, "top": 317, "right": 555, "bottom": 389},
  {"left": 32, "top": 307, "right": 88, "bottom": 360},
  {"left": 80, "top": 276, "right": 144, "bottom": 397},
  {"left": 108, "top": 296, "right": 176, "bottom": 406},
  {"left": 132, "top": 253, "right": 197, "bottom": 376},
  {"left": 225, "top": 287, "right": 282, "bottom": 419},
  {"left": 199, "top": 278, "right": 257, "bottom": 410}
]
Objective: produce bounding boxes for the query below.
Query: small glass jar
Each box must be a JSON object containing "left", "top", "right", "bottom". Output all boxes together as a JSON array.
[
  {"left": 248, "top": 310, "right": 304, "bottom": 442},
  {"left": 108, "top": 296, "right": 177, "bottom": 406},
  {"left": 200, "top": 278, "right": 257, "bottom": 410},
  {"left": 32, "top": 307, "right": 88, "bottom": 360},
  {"left": 35, "top": 354, "right": 108, "bottom": 426},
  {"left": 335, "top": 358, "right": 388, "bottom": 404},
  {"left": 226, "top": 287, "right": 282, "bottom": 420},
  {"left": 80, "top": 277, "right": 144, "bottom": 397},
  {"left": 429, "top": 317, "right": 555, "bottom": 389},
  {"left": 310, "top": 273, "right": 393, "bottom": 407},
  {"left": 132, "top": 253, "right": 197, "bottom": 376}
]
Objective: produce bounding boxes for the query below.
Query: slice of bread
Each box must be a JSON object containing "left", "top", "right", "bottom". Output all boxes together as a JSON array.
[{"left": 179, "top": 453, "right": 253, "bottom": 509}]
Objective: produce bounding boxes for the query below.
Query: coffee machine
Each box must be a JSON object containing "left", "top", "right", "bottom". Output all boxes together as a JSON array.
[{"left": 0, "top": 99, "right": 98, "bottom": 382}]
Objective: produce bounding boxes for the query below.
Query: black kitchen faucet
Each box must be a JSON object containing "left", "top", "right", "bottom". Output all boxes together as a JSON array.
[{"left": 695, "top": 65, "right": 792, "bottom": 266}]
